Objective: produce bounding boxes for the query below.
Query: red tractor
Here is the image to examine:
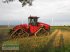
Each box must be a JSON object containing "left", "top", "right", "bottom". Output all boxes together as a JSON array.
[{"left": 9, "top": 16, "right": 50, "bottom": 38}]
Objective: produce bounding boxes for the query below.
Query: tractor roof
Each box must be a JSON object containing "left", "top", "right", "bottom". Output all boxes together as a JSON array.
[{"left": 28, "top": 16, "right": 39, "bottom": 19}]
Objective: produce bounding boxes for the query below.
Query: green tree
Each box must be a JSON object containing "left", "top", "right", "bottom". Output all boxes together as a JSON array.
[{"left": 2, "top": 0, "right": 33, "bottom": 7}]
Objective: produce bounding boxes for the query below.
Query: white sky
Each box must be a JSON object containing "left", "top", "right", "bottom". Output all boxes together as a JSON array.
[{"left": 0, "top": 0, "right": 70, "bottom": 25}]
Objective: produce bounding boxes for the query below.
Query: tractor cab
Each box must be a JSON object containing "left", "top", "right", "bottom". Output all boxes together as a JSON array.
[{"left": 28, "top": 16, "right": 39, "bottom": 26}]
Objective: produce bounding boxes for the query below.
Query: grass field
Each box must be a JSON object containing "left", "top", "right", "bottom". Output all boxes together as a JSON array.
[{"left": 0, "top": 26, "right": 70, "bottom": 52}]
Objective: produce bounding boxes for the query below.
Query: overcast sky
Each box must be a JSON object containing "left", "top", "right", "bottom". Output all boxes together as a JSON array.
[{"left": 0, "top": 0, "right": 70, "bottom": 25}]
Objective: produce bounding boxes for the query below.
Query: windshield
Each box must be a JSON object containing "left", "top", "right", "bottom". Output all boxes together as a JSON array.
[{"left": 28, "top": 18, "right": 37, "bottom": 26}]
